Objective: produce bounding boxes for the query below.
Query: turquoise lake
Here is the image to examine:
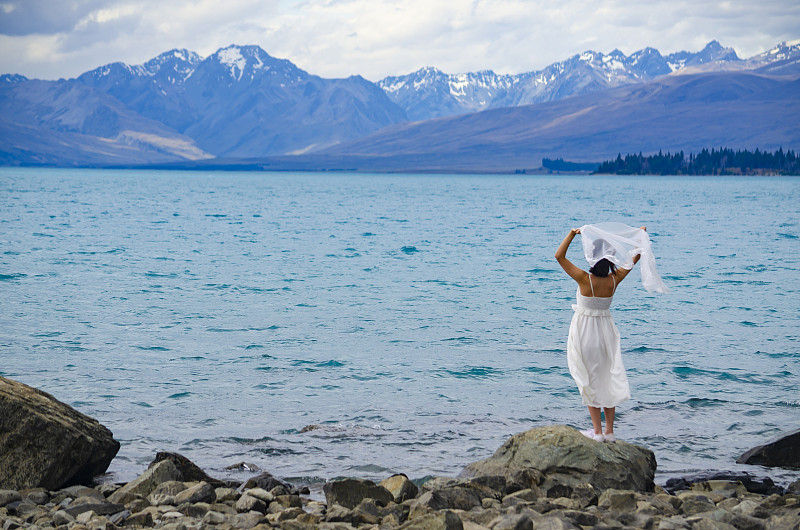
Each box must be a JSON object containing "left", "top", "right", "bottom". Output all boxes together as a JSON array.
[{"left": 1, "top": 168, "right": 798, "bottom": 489}]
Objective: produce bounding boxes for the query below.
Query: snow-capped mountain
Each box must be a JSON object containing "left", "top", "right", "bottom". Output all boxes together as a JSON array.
[
  {"left": 6, "top": 44, "right": 406, "bottom": 163},
  {"left": 380, "top": 41, "right": 743, "bottom": 121},
  {"left": 1, "top": 39, "right": 797, "bottom": 167},
  {"left": 379, "top": 67, "right": 514, "bottom": 121}
]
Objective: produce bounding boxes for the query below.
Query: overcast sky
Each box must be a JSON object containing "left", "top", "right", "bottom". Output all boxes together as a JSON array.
[{"left": 1, "top": 0, "right": 798, "bottom": 81}]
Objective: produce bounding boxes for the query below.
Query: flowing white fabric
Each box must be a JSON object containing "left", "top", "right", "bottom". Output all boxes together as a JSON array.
[
  {"left": 579, "top": 222, "right": 669, "bottom": 294},
  {"left": 567, "top": 289, "right": 631, "bottom": 408}
]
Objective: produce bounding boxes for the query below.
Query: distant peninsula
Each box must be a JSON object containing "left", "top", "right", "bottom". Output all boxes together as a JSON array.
[{"left": 595, "top": 148, "right": 799, "bottom": 176}]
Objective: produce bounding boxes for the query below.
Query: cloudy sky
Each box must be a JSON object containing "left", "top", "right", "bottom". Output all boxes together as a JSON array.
[{"left": 1, "top": 0, "right": 798, "bottom": 81}]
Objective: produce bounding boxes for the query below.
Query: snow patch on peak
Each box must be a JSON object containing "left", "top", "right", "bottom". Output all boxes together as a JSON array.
[{"left": 218, "top": 46, "right": 247, "bottom": 81}]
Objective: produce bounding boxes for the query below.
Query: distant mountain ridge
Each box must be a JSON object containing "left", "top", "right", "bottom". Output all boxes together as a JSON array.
[
  {"left": 0, "top": 39, "right": 798, "bottom": 167},
  {"left": 377, "top": 40, "right": 765, "bottom": 121}
]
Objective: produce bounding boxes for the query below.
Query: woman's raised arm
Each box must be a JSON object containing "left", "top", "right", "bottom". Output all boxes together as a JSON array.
[{"left": 555, "top": 228, "right": 587, "bottom": 284}]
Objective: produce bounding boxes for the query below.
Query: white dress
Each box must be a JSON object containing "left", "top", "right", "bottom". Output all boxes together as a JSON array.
[{"left": 567, "top": 278, "right": 631, "bottom": 408}]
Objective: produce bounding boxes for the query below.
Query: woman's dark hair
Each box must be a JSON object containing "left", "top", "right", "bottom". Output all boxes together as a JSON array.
[{"left": 589, "top": 258, "right": 616, "bottom": 277}]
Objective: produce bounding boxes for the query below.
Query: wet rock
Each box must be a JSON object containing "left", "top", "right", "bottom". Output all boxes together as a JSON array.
[
  {"left": 108, "top": 460, "right": 183, "bottom": 503},
  {"left": 225, "top": 462, "right": 261, "bottom": 472},
  {"left": 737, "top": 428, "right": 800, "bottom": 469},
  {"left": 0, "top": 376, "right": 120, "bottom": 490},
  {"left": 243, "top": 471, "right": 292, "bottom": 492},
  {"left": 461, "top": 425, "right": 656, "bottom": 492},
  {"left": 664, "top": 473, "right": 783, "bottom": 495},
  {"left": 323, "top": 478, "right": 394, "bottom": 509},
  {"left": 148, "top": 452, "right": 228, "bottom": 487},
  {"left": 380, "top": 473, "right": 419, "bottom": 503}
]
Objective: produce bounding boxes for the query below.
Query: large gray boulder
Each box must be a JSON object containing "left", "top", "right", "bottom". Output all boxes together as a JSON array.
[
  {"left": 460, "top": 425, "right": 656, "bottom": 492},
  {"left": 737, "top": 428, "right": 800, "bottom": 468},
  {"left": 0, "top": 376, "right": 120, "bottom": 490}
]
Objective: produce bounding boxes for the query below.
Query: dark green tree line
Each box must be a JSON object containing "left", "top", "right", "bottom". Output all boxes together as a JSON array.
[{"left": 596, "top": 148, "right": 799, "bottom": 175}]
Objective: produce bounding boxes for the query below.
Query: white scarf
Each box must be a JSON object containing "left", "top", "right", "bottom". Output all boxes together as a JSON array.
[{"left": 580, "top": 222, "right": 669, "bottom": 294}]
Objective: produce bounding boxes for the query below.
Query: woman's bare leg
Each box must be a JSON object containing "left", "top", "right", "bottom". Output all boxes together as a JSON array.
[
  {"left": 603, "top": 407, "right": 615, "bottom": 434},
  {"left": 588, "top": 406, "right": 602, "bottom": 434}
]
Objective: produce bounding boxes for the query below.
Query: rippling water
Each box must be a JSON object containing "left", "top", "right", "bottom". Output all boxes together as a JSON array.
[{"left": 1, "top": 168, "right": 798, "bottom": 489}]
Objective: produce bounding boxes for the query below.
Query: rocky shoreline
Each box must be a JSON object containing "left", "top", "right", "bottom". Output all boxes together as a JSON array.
[
  {"left": 2, "top": 428, "right": 799, "bottom": 530},
  {"left": 3, "top": 377, "right": 799, "bottom": 529},
  {"left": 1, "top": 456, "right": 799, "bottom": 529}
]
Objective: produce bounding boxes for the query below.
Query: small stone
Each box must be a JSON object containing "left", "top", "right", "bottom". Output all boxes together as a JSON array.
[
  {"left": 598, "top": 489, "right": 637, "bottom": 512},
  {"left": 202, "top": 510, "right": 228, "bottom": 525},
  {"left": 76, "top": 510, "right": 96, "bottom": 524},
  {"left": 681, "top": 498, "right": 716, "bottom": 515},
  {"left": 323, "top": 478, "right": 393, "bottom": 510},
  {"left": 482, "top": 498, "right": 501, "bottom": 509},
  {"left": 493, "top": 513, "right": 533, "bottom": 530},
  {"left": 149, "top": 480, "right": 187, "bottom": 498},
  {"left": 731, "top": 499, "right": 760, "bottom": 516},
  {"left": 211, "top": 502, "right": 238, "bottom": 514},
  {"left": 225, "top": 462, "right": 261, "bottom": 472},
  {"left": 242, "top": 488, "right": 273, "bottom": 503},
  {"left": 178, "top": 501, "right": 210, "bottom": 517},
  {"left": 570, "top": 483, "right": 598, "bottom": 508},
  {"left": 147, "top": 493, "right": 175, "bottom": 506},
  {"left": 502, "top": 488, "right": 540, "bottom": 507},
  {"left": 379, "top": 474, "right": 419, "bottom": 503},
  {"left": 173, "top": 481, "right": 216, "bottom": 504},
  {"left": 123, "top": 511, "right": 153, "bottom": 526},
  {"left": 215, "top": 486, "right": 240, "bottom": 503},
  {"left": 0, "top": 491, "right": 22, "bottom": 508},
  {"left": 560, "top": 509, "right": 597, "bottom": 526},
  {"left": 242, "top": 472, "right": 290, "bottom": 492},
  {"left": 275, "top": 495, "right": 302, "bottom": 509},
  {"left": 235, "top": 494, "right": 267, "bottom": 514},
  {"left": 108, "top": 460, "right": 182, "bottom": 503},
  {"left": 52, "top": 510, "right": 75, "bottom": 526},
  {"left": 109, "top": 509, "right": 130, "bottom": 525},
  {"left": 324, "top": 504, "right": 354, "bottom": 523},
  {"left": 277, "top": 507, "right": 304, "bottom": 521},
  {"left": 24, "top": 491, "right": 50, "bottom": 505},
  {"left": 402, "top": 510, "right": 463, "bottom": 530},
  {"left": 126, "top": 498, "right": 149, "bottom": 513},
  {"left": 233, "top": 512, "right": 265, "bottom": 529}
]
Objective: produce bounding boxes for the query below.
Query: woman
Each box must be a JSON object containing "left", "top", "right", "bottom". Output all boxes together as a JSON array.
[{"left": 554, "top": 225, "right": 647, "bottom": 443}]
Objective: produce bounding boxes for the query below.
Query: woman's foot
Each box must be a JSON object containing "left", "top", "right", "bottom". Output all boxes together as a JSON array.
[
  {"left": 603, "top": 432, "right": 616, "bottom": 443},
  {"left": 581, "top": 429, "right": 605, "bottom": 442}
]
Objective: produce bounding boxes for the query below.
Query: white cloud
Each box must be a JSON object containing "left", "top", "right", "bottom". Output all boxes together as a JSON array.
[{"left": 0, "top": 0, "right": 798, "bottom": 80}]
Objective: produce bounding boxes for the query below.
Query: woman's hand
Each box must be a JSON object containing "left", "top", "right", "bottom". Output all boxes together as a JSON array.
[
  {"left": 572, "top": 228, "right": 581, "bottom": 235},
  {"left": 639, "top": 226, "right": 646, "bottom": 232}
]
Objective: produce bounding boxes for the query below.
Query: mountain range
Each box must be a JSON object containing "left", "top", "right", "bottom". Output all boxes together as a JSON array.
[{"left": 1, "top": 40, "right": 799, "bottom": 169}]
